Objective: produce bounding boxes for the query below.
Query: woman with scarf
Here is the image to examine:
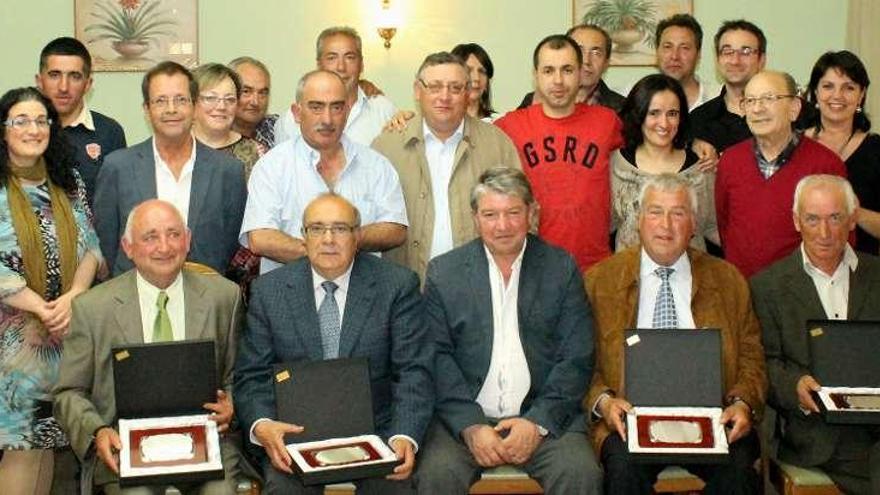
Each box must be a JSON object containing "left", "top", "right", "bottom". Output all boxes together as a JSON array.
[{"left": 0, "top": 87, "right": 102, "bottom": 495}]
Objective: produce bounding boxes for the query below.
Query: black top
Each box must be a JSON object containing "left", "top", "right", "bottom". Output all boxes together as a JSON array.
[
  {"left": 690, "top": 87, "right": 751, "bottom": 153},
  {"left": 620, "top": 145, "right": 700, "bottom": 172},
  {"left": 60, "top": 110, "right": 127, "bottom": 208},
  {"left": 517, "top": 79, "right": 625, "bottom": 113},
  {"left": 846, "top": 133, "right": 880, "bottom": 255}
]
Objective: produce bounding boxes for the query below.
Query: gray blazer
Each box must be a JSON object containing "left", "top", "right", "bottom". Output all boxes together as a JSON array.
[
  {"left": 425, "top": 234, "right": 594, "bottom": 439},
  {"left": 751, "top": 249, "right": 880, "bottom": 466},
  {"left": 53, "top": 269, "right": 242, "bottom": 485},
  {"left": 234, "top": 253, "right": 433, "bottom": 446},
  {"left": 94, "top": 138, "right": 247, "bottom": 275}
]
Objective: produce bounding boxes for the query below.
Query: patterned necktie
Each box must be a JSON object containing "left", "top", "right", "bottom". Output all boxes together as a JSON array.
[
  {"left": 318, "top": 281, "right": 341, "bottom": 359},
  {"left": 652, "top": 267, "right": 678, "bottom": 329},
  {"left": 153, "top": 290, "right": 173, "bottom": 342}
]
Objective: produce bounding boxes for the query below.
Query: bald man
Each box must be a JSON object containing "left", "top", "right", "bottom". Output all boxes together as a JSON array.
[
  {"left": 54, "top": 199, "right": 244, "bottom": 494},
  {"left": 715, "top": 70, "right": 846, "bottom": 278},
  {"left": 240, "top": 70, "right": 407, "bottom": 274}
]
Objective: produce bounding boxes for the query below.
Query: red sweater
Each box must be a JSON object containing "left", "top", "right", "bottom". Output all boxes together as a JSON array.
[
  {"left": 715, "top": 137, "right": 846, "bottom": 277},
  {"left": 495, "top": 103, "right": 622, "bottom": 271}
]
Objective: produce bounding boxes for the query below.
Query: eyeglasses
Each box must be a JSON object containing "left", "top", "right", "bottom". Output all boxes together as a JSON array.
[
  {"left": 740, "top": 94, "right": 796, "bottom": 110},
  {"left": 199, "top": 94, "right": 238, "bottom": 107},
  {"left": 150, "top": 96, "right": 193, "bottom": 108},
  {"left": 418, "top": 79, "right": 468, "bottom": 96},
  {"left": 800, "top": 213, "right": 847, "bottom": 228},
  {"left": 3, "top": 116, "right": 52, "bottom": 130},
  {"left": 302, "top": 223, "right": 357, "bottom": 238},
  {"left": 719, "top": 46, "right": 760, "bottom": 58}
]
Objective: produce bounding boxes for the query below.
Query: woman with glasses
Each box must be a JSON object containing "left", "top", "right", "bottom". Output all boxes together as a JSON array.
[
  {"left": 451, "top": 43, "right": 496, "bottom": 121},
  {"left": 611, "top": 74, "right": 719, "bottom": 251},
  {"left": 193, "top": 63, "right": 262, "bottom": 177},
  {"left": 804, "top": 50, "right": 880, "bottom": 254},
  {"left": 192, "top": 63, "right": 263, "bottom": 301},
  {"left": 0, "top": 87, "right": 102, "bottom": 494}
]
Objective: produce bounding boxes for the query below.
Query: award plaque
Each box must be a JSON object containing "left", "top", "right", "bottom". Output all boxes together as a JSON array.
[
  {"left": 112, "top": 340, "right": 224, "bottom": 486},
  {"left": 808, "top": 320, "right": 880, "bottom": 424},
  {"left": 274, "top": 359, "right": 402, "bottom": 485},
  {"left": 118, "top": 415, "right": 222, "bottom": 486},
  {"left": 624, "top": 329, "right": 729, "bottom": 463}
]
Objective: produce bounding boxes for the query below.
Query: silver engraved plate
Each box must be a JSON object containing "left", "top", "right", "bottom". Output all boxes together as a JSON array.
[
  {"left": 844, "top": 395, "right": 880, "bottom": 410},
  {"left": 314, "top": 446, "right": 370, "bottom": 466},
  {"left": 140, "top": 433, "right": 195, "bottom": 462},
  {"left": 648, "top": 420, "right": 703, "bottom": 444}
]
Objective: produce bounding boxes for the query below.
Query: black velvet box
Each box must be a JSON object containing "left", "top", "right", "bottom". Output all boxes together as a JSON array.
[
  {"left": 623, "top": 329, "right": 729, "bottom": 464},
  {"left": 112, "top": 340, "right": 223, "bottom": 487},
  {"left": 808, "top": 319, "right": 880, "bottom": 424},
  {"left": 274, "top": 358, "right": 400, "bottom": 486}
]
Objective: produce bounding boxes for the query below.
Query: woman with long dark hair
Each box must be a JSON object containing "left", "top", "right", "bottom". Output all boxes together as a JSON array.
[
  {"left": 612, "top": 74, "right": 719, "bottom": 250},
  {"left": 451, "top": 43, "right": 496, "bottom": 121},
  {"left": 0, "top": 87, "right": 102, "bottom": 494},
  {"left": 805, "top": 50, "right": 880, "bottom": 254}
]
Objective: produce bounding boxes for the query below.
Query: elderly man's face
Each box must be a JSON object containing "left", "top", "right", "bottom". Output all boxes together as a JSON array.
[
  {"left": 234, "top": 63, "right": 270, "bottom": 127},
  {"left": 570, "top": 27, "right": 610, "bottom": 90},
  {"left": 638, "top": 186, "right": 696, "bottom": 266},
  {"left": 318, "top": 34, "right": 363, "bottom": 95},
  {"left": 473, "top": 191, "right": 532, "bottom": 258},
  {"left": 794, "top": 183, "right": 856, "bottom": 274},
  {"left": 743, "top": 72, "right": 800, "bottom": 142},
  {"left": 121, "top": 201, "right": 191, "bottom": 289},
  {"left": 303, "top": 196, "right": 360, "bottom": 280},
  {"left": 293, "top": 72, "right": 349, "bottom": 151}
]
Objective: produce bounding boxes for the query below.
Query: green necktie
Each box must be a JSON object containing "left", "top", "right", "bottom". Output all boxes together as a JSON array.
[{"left": 152, "top": 290, "right": 173, "bottom": 342}]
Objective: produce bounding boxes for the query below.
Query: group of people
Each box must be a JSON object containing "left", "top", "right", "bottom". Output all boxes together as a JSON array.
[{"left": 0, "top": 10, "right": 878, "bottom": 495}]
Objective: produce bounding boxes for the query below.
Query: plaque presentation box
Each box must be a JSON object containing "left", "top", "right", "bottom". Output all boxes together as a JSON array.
[
  {"left": 274, "top": 358, "right": 401, "bottom": 486},
  {"left": 624, "top": 329, "right": 729, "bottom": 463},
  {"left": 112, "top": 340, "right": 223, "bottom": 487},
  {"left": 808, "top": 320, "right": 880, "bottom": 424}
]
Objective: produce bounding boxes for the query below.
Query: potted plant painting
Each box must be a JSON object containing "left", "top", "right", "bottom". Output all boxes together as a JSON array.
[
  {"left": 581, "top": 0, "right": 658, "bottom": 53},
  {"left": 85, "top": 0, "right": 177, "bottom": 59}
]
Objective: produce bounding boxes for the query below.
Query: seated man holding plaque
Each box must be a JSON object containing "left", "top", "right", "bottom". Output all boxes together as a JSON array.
[
  {"left": 234, "top": 193, "right": 432, "bottom": 494},
  {"left": 53, "top": 199, "right": 243, "bottom": 495},
  {"left": 416, "top": 167, "right": 602, "bottom": 494},
  {"left": 585, "top": 174, "right": 767, "bottom": 494},
  {"left": 751, "top": 175, "right": 880, "bottom": 494}
]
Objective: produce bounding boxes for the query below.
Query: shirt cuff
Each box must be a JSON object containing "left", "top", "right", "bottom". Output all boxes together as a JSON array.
[
  {"left": 388, "top": 434, "right": 418, "bottom": 454},
  {"left": 592, "top": 392, "right": 613, "bottom": 419},
  {"left": 249, "top": 418, "right": 272, "bottom": 446}
]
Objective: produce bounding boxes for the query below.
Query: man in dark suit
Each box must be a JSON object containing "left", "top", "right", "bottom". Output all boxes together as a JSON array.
[
  {"left": 234, "top": 193, "right": 432, "bottom": 494},
  {"left": 94, "top": 61, "right": 246, "bottom": 276},
  {"left": 416, "top": 167, "right": 601, "bottom": 494},
  {"left": 53, "top": 199, "right": 243, "bottom": 494},
  {"left": 752, "top": 174, "right": 880, "bottom": 494},
  {"left": 586, "top": 173, "right": 766, "bottom": 495}
]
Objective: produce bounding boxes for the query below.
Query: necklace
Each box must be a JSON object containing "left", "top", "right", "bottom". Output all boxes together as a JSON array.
[{"left": 817, "top": 128, "right": 856, "bottom": 157}]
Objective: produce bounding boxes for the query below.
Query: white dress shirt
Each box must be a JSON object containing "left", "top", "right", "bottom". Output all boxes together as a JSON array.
[
  {"left": 135, "top": 271, "right": 186, "bottom": 343},
  {"left": 311, "top": 266, "right": 352, "bottom": 325},
  {"left": 239, "top": 135, "right": 408, "bottom": 273},
  {"left": 423, "top": 120, "right": 465, "bottom": 260},
  {"left": 801, "top": 243, "right": 858, "bottom": 320},
  {"left": 153, "top": 137, "right": 196, "bottom": 224},
  {"left": 475, "top": 240, "right": 531, "bottom": 419},
  {"left": 274, "top": 89, "right": 396, "bottom": 146},
  {"left": 636, "top": 249, "right": 696, "bottom": 329}
]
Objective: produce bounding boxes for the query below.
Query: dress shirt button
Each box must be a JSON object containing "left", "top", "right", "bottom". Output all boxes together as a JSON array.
[
  {"left": 413, "top": 240, "right": 420, "bottom": 247},
  {"left": 419, "top": 191, "right": 427, "bottom": 199}
]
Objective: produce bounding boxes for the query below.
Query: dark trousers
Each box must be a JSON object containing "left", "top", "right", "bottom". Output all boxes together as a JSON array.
[
  {"left": 262, "top": 462, "right": 413, "bottom": 495},
  {"left": 817, "top": 425, "right": 880, "bottom": 495},
  {"left": 600, "top": 430, "right": 761, "bottom": 495}
]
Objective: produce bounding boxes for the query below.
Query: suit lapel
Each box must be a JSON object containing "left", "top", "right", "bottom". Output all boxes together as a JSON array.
[
  {"left": 848, "top": 253, "right": 874, "bottom": 318},
  {"left": 286, "top": 262, "right": 324, "bottom": 360},
  {"left": 133, "top": 139, "right": 158, "bottom": 201},
  {"left": 187, "top": 143, "right": 210, "bottom": 231},
  {"left": 113, "top": 272, "right": 145, "bottom": 344},
  {"left": 517, "top": 237, "right": 540, "bottom": 326},
  {"left": 183, "top": 271, "right": 209, "bottom": 341},
  {"left": 467, "top": 244, "right": 494, "bottom": 357},
  {"left": 338, "top": 256, "right": 376, "bottom": 357},
  {"left": 780, "top": 252, "right": 827, "bottom": 318}
]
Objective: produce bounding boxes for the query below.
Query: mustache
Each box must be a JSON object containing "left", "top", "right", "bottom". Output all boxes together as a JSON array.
[{"left": 313, "top": 123, "right": 336, "bottom": 133}]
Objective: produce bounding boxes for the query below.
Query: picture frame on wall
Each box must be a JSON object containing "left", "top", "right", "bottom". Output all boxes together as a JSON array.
[
  {"left": 74, "top": 0, "right": 198, "bottom": 72},
  {"left": 572, "top": 0, "right": 693, "bottom": 66}
]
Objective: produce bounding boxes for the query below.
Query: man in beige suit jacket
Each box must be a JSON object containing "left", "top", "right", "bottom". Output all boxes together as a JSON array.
[
  {"left": 372, "top": 51, "right": 520, "bottom": 281},
  {"left": 53, "top": 199, "right": 243, "bottom": 495}
]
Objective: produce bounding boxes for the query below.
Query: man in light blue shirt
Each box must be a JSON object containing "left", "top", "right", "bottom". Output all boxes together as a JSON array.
[{"left": 240, "top": 70, "right": 407, "bottom": 274}]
